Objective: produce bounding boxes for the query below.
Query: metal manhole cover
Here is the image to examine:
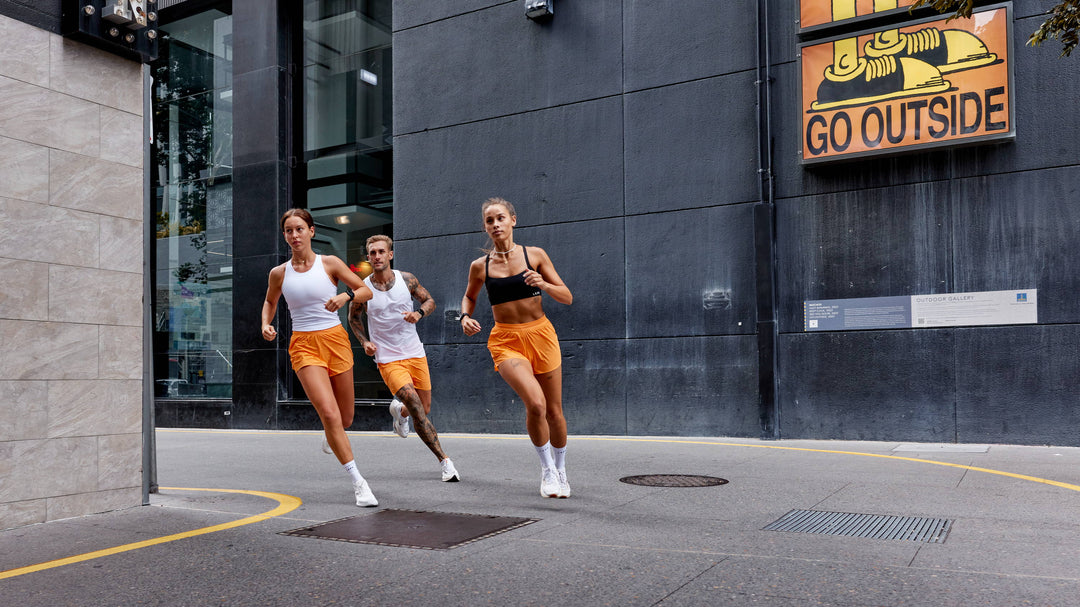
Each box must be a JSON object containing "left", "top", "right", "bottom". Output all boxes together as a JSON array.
[
  {"left": 280, "top": 509, "right": 538, "bottom": 550},
  {"left": 619, "top": 474, "right": 728, "bottom": 487}
]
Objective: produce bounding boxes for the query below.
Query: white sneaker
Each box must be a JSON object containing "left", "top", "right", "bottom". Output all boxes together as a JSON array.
[
  {"left": 321, "top": 437, "right": 333, "bottom": 455},
  {"left": 556, "top": 469, "right": 571, "bottom": 498},
  {"left": 540, "top": 467, "right": 560, "bottom": 498},
  {"left": 441, "top": 458, "right": 460, "bottom": 482},
  {"left": 389, "top": 399, "right": 409, "bottom": 438},
  {"left": 353, "top": 478, "right": 378, "bottom": 507}
]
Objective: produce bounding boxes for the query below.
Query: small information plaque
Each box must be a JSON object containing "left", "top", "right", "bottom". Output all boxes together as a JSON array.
[
  {"left": 804, "top": 296, "right": 911, "bottom": 331},
  {"left": 805, "top": 289, "right": 1036, "bottom": 331},
  {"left": 911, "top": 290, "right": 1037, "bottom": 328}
]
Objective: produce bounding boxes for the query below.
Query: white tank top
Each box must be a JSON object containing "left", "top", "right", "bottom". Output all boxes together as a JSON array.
[
  {"left": 281, "top": 255, "right": 343, "bottom": 332},
  {"left": 363, "top": 270, "right": 426, "bottom": 363}
]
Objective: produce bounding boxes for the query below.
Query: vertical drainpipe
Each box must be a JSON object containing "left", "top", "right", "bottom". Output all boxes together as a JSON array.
[
  {"left": 142, "top": 64, "right": 158, "bottom": 503},
  {"left": 754, "top": 0, "right": 780, "bottom": 439}
]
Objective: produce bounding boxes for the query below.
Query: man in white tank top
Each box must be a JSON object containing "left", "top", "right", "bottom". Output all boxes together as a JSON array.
[{"left": 348, "top": 235, "right": 460, "bottom": 482}]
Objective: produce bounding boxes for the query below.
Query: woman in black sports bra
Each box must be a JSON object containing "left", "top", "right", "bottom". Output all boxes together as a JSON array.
[{"left": 460, "top": 197, "right": 574, "bottom": 498}]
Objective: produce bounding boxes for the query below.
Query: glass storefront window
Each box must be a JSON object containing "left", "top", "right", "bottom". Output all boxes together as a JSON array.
[
  {"left": 151, "top": 6, "right": 234, "bottom": 399},
  {"left": 303, "top": 0, "right": 394, "bottom": 399}
]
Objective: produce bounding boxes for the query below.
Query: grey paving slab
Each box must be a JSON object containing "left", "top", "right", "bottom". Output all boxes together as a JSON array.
[
  {"left": 3, "top": 430, "right": 1080, "bottom": 606},
  {"left": 912, "top": 520, "right": 1080, "bottom": 579},
  {"left": 368, "top": 541, "right": 724, "bottom": 607},
  {"left": 893, "top": 443, "right": 991, "bottom": 453},
  {"left": 670, "top": 556, "right": 1080, "bottom": 607},
  {"left": 0, "top": 505, "right": 238, "bottom": 571},
  {"left": 527, "top": 509, "right": 925, "bottom": 569}
]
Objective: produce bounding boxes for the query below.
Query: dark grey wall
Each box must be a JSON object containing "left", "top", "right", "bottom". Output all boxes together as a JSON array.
[
  {"left": 230, "top": 0, "right": 297, "bottom": 428},
  {"left": 393, "top": 0, "right": 1080, "bottom": 445},
  {"left": 773, "top": 5, "right": 1080, "bottom": 445},
  {"left": 393, "top": 0, "right": 762, "bottom": 439}
]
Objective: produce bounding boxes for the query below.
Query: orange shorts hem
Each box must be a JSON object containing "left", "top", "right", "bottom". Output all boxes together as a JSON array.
[
  {"left": 377, "top": 357, "right": 431, "bottom": 394},
  {"left": 487, "top": 316, "right": 561, "bottom": 374},
  {"left": 289, "top": 325, "right": 353, "bottom": 376}
]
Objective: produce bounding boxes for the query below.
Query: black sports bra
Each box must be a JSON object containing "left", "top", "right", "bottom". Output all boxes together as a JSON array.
[{"left": 485, "top": 246, "right": 542, "bottom": 305}]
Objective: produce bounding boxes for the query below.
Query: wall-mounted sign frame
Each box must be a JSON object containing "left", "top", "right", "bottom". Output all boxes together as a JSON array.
[
  {"left": 801, "top": 0, "right": 919, "bottom": 34},
  {"left": 799, "top": 3, "right": 1014, "bottom": 164}
]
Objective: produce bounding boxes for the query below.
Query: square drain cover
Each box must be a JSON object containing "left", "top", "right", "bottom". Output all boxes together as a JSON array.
[{"left": 280, "top": 509, "right": 539, "bottom": 550}]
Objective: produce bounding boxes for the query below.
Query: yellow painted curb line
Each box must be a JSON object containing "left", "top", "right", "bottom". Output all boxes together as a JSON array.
[
  {"left": 0, "top": 487, "right": 301, "bottom": 581},
  {"left": 576, "top": 437, "right": 1080, "bottom": 493}
]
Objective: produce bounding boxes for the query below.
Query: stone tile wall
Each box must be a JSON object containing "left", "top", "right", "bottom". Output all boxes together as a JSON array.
[{"left": 0, "top": 14, "right": 144, "bottom": 529}]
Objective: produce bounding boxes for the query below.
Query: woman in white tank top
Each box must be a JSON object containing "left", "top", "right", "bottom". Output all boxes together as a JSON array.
[{"left": 260, "top": 209, "right": 379, "bottom": 507}]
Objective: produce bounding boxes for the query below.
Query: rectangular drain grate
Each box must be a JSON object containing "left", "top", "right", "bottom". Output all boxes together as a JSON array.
[{"left": 763, "top": 509, "right": 952, "bottom": 543}]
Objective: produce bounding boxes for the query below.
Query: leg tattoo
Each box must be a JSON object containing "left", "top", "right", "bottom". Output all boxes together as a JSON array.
[{"left": 396, "top": 385, "right": 446, "bottom": 461}]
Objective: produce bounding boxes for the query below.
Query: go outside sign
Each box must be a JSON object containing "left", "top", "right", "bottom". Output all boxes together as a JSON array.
[{"left": 799, "top": 2, "right": 1014, "bottom": 164}]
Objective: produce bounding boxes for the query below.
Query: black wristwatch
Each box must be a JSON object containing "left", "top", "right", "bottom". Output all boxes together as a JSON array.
[{"left": 344, "top": 287, "right": 355, "bottom": 301}]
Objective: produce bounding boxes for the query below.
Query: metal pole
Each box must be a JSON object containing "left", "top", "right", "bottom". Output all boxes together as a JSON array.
[
  {"left": 754, "top": 0, "right": 780, "bottom": 439},
  {"left": 142, "top": 64, "right": 158, "bottom": 503}
]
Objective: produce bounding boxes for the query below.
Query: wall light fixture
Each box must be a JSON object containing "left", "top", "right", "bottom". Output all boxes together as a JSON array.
[{"left": 526, "top": 0, "right": 553, "bottom": 21}]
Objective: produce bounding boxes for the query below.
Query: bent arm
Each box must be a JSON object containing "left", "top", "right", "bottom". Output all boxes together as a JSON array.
[
  {"left": 402, "top": 271, "right": 435, "bottom": 322},
  {"left": 460, "top": 260, "right": 485, "bottom": 335},
  {"left": 261, "top": 267, "right": 284, "bottom": 340},
  {"left": 347, "top": 300, "right": 369, "bottom": 342},
  {"left": 348, "top": 300, "right": 378, "bottom": 356},
  {"left": 528, "top": 247, "right": 572, "bottom": 305},
  {"left": 323, "top": 255, "right": 373, "bottom": 312}
]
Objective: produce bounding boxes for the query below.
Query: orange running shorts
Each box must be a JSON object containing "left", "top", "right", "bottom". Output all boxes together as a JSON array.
[
  {"left": 487, "top": 316, "right": 562, "bottom": 374},
  {"left": 289, "top": 325, "right": 354, "bottom": 376},
  {"left": 377, "top": 356, "right": 432, "bottom": 394}
]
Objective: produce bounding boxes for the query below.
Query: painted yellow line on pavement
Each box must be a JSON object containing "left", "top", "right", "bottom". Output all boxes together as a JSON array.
[
  {"left": 574, "top": 436, "right": 1080, "bottom": 493},
  {"left": 0, "top": 487, "right": 301, "bottom": 581}
]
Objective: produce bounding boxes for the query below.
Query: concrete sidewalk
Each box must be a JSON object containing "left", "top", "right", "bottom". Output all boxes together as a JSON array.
[{"left": 3, "top": 428, "right": 1080, "bottom": 606}]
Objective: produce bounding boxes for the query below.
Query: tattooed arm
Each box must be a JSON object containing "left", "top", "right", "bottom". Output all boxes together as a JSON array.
[
  {"left": 401, "top": 271, "right": 435, "bottom": 324},
  {"left": 348, "top": 301, "right": 378, "bottom": 356}
]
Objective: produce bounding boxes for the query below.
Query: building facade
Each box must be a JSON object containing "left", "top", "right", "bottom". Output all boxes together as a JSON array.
[
  {"left": 2, "top": 3, "right": 1077, "bottom": 531},
  {"left": 392, "top": 0, "right": 1080, "bottom": 445},
  {"left": 0, "top": 4, "right": 147, "bottom": 528},
  {"left": 106, "top": 0, "right": 1080, "bottom": 446}
]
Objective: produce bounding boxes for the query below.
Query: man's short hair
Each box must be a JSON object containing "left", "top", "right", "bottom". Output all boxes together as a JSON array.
[{"left": 366, "top": 234, "right": 393, "bottom": 253}]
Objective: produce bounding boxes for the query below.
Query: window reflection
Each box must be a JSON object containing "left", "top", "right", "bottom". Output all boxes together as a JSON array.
[
  {"left": 303, "top": 1, "right": 394, "bottom": 400},
  {"left": 151, "top": 6, "right": 234, "bottom": 399}
]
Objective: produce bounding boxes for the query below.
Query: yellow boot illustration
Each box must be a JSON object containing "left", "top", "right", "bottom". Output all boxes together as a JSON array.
[
  {"left": 864, "top": 27, "right": 997, "bottom": 73},
  {"left": 810, "top": 0, "right": 951, "bottom": 111},
  {"left": 811, "top": 54, "right": 950, "bottom": 111}
]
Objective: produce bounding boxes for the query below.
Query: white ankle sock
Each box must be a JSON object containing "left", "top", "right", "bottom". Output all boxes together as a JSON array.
[
  {"left": 535, "top": 442, "right": 555, "bottom": 469},
  {"left": 343, "top": 460, "right": 364, "bottom": 484},
  {"left": 553, "top": 445, "right": 567, "bottom": 471}
]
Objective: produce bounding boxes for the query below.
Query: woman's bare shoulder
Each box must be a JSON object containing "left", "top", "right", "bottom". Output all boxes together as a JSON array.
[
  {"left": 267, "top": 262, "right": 286, "bottom": 285},
  {"left": 321, "top": 254, "right": 346, "bottom": 269},
  {"left": 525, "top": 245, "right": 552, "bottom": 262}
]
